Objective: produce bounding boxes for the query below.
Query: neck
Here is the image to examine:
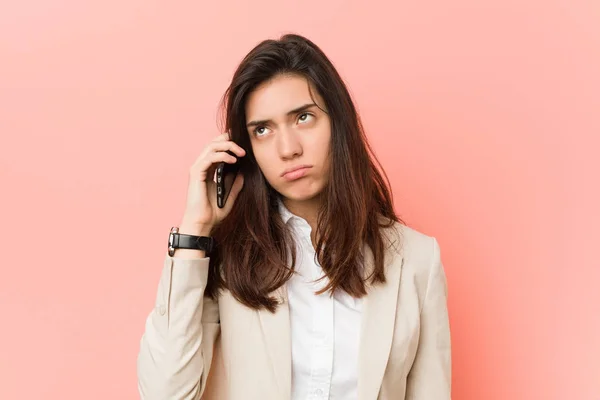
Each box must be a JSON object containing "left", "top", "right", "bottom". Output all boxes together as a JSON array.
[{"left": 282, "top": 195, "right": 321, "bottom": 233}]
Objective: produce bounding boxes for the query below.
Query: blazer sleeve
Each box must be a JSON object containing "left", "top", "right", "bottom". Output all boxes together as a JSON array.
[
  {"left": 405, "top": 238, "right": 452, "bottom": 399},
  {"left": 137, "top": 253, "right": 221, "bottom": 400}
]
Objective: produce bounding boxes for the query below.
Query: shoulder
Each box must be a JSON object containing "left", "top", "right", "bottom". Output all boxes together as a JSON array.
[
  {"left": 381, "top": 222, "right": 445, "bottom": 295},
  {"left": 399, "top": 223, "right": 440, "bottom": 267},
  {"left": 381, "top": 221, "right": 440, "bottom": 266}
]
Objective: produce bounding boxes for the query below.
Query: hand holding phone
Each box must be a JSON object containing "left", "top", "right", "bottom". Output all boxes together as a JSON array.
[
  {"left": 216, "top": 150, "right": 242, "bottom": 208},
  {"left": 179, "top": 133, "right": 245, "bottom": 232}
]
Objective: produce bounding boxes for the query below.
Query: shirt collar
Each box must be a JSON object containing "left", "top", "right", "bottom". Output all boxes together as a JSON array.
[{"left": 277, "top": 197, "right": 294, "bottom": 224}]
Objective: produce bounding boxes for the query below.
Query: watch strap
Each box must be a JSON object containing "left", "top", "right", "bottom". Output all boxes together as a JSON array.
[
  {"left": 169, "top": 226, "right": 214, "bottom": 256},
  {"left": 174, "top": 233, "right": 214, "bottom": 253}
]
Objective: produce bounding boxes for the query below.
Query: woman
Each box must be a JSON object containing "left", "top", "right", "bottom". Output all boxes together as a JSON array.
[{"left": 137, "top": 33, "right": 451, "bottom": 400}]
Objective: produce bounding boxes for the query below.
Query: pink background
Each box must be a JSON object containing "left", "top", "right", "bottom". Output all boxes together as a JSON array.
[{"left": 1, "top": 0, "right": 598, "bottom": 399}]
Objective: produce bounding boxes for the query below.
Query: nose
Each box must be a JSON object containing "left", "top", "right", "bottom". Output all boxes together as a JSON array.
[{"left": 276, "top": 126, "right": 302, "bottom": 160}]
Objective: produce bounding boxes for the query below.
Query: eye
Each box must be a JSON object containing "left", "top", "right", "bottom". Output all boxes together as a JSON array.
[
  {"left": 298, "top": 112, "right": 314, "bottom": 124},
  {"left": 253, "top": 126, "right": 271, "bottom": 136}
]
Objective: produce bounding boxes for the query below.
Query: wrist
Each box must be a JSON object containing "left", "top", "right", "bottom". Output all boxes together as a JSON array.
[{"left": 178, "top": 222, "right": 213, "bottom": 237}]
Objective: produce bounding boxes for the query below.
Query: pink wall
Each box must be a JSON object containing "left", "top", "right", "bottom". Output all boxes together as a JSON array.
[{"left": 1, "top": 1, "right": 598, "bottom": 399}]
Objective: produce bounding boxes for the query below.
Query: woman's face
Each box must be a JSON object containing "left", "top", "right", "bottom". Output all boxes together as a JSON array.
[{"left": 245, "top": 74, "right": 331, "bottom": 203}]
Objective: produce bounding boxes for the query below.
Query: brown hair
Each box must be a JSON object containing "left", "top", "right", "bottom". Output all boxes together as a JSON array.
[{"left": 206, "top": 33, "right": 403, "bottom": 312}]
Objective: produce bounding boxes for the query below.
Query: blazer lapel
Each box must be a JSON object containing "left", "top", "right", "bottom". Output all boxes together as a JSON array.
[
  {"left": 257, "top": 284, "right": 292, "bottom": 400},
  {"left": 357, "top": 241, "right": 404, "bottom": 400}
]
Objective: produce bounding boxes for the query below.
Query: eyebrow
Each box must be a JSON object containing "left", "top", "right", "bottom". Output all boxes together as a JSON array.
[{"left": 246, "top": 103, "right": 318, "bottom": 128}]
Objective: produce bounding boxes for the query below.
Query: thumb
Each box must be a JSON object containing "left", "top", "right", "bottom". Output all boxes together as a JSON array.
[{"left": 224, "top": 173, "right": 245, "bottom": 210}]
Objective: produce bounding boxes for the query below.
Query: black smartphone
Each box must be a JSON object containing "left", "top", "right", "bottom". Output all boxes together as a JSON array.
[{"left": 216, "top": 150, "right": 241, "bottom": 208}]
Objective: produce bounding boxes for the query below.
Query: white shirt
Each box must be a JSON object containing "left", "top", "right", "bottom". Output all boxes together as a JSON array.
[{"left": 278, "top": 200, "right": 362, "bottom": 400}]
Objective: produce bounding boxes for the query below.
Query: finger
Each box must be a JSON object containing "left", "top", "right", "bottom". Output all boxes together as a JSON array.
[
  {"left": 208, "top": 140, "right": 246, "bottom": 158},
  {"left": 193, "top": 151, "right": 237, "bottom": 178},
  {"left": 209, "top": 151, "right": 237, "bottom": 164},
  {"left": 213, "top": 131, "right": 231, "bottom": 142}
]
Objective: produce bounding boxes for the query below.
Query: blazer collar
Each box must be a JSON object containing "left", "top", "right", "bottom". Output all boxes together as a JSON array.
[
  {"left": 357, "top": 235, "right": 404, "bottom": 400},
  {"left": 257, "top": 225, "right": 403, "bottom": 400}
]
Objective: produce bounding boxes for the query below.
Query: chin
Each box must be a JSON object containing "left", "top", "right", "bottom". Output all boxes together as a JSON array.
[
  {"left": 281, "top": 192, "right": 320, "bottom": 202},
  {"left": 276, "top": 182, "right": 326, "bottom": 202}
]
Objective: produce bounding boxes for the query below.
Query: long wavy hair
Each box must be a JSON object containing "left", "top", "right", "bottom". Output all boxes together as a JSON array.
[{"left": 206, "top": 33, "right": 403, "bottom": 312}]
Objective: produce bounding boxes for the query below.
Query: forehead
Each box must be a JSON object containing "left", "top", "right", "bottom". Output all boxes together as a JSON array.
[{"left": 245, "top": 74, "right": 321, "bottom": 120}]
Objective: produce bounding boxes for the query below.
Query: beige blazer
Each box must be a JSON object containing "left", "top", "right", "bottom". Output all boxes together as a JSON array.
[{"left": 137, "top": 223, "right": 451, "bottom": 400}]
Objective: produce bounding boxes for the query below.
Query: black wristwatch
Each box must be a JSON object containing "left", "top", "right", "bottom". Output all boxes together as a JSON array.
[{"left": 168, "top": 226, "right": 214, "bottom": 256}]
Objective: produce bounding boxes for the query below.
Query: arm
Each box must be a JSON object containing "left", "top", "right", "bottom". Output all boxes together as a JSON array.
[
  {"left": 137, "top": 253, "right": 220, "bottom": 400},
  {"left": 405, "top": 238, "right": 452, "bottom": 399},
  {"left": 136, "top": 130, "right": 246, "bottom": 399}
]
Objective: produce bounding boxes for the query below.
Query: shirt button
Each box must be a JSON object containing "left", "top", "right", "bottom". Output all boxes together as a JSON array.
[
  {"left": 157, "top": 305, "right": 166, "bottom": 315},
  {"left": 315, "top": 389, "right": 323, "bottom": 396}
]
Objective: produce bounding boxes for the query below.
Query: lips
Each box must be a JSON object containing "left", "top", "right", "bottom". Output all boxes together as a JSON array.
[
  {"left": 281, "top": 165, "right": 312, "bottom": 181},
  {"left": 281, "top": 165, "right": 312, "bottom": 177}
]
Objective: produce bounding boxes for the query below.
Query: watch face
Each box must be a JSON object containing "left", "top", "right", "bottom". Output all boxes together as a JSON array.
[{"left": 168, "top": 233, "right": 174, "bottom": 247}]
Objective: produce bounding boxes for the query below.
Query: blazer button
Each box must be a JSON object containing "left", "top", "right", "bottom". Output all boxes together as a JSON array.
[{"left": 157, "top": 305, "right": 166, "bottom": 315}]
